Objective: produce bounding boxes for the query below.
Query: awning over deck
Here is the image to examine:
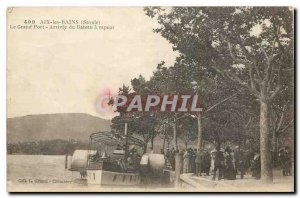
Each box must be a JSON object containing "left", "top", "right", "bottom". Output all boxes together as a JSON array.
[{"left": 89, "top": 131, "right": 145, "bottom": 147}]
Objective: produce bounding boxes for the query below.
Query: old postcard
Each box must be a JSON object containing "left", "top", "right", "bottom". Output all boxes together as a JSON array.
[{"left": 7, "top": 7, "right": 294, "bottom": 192}]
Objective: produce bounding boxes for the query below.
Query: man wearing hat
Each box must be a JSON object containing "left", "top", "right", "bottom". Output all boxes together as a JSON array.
[
  {"left": 203, "top": 150, "right": 211, "bottom": 176},
  {"left": 212, "top": 145, "right": 224, "bottom": 180},
  {"left": 235, "top": 145, "right": 245, "bottom": 179},
  {"left": 195, "top": 149, "right": 202, "bottom": 176}
]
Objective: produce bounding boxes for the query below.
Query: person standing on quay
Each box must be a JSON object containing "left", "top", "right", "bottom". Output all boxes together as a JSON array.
[
  {"left": 191, "top": 148, "right": 196, "bottom": 174},
  {"left": 204, "top": 150, "right": 211, "bottom": 176},
  {"left": 212, "top": 146, "right": 224, "bottom": 180},
  {"left": 224, "top": 147, "right": 236, "bottom": 180},
  {"left": 235, "top": 146, "right": 245, "bottom": 179},
  {"left": 195, "top": 149, "right": 202, "bottom": 176},
  {"left": 183, "top": 149, "right": 191, "bottom": 173}
]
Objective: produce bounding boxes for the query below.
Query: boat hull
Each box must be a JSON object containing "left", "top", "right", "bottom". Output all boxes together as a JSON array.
[{"left": 87, "top": 170, "right": 141, "bottom": 186}]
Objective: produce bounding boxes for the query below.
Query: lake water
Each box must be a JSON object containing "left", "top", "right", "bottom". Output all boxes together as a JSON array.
[
  {"left": 7, "top": 155, "right": 80, "bottom": 191},
  {"left": 7, "top": 155, "right": 174, "bottom": 192}
]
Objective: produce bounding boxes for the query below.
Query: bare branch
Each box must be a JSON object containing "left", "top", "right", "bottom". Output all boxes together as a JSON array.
[
  {"left": 261, "top": 39, "right": 280, "bottom": 65},
  {"left": 206, "top": 93, "right": 237, "bottom": 113},
  {"left": 211, "top": 62, "right": 260, "bottom": 97},
  {"left": 245, "top": 117, "right": 252, "bottom": 128},
  {"left": 228, "top": 42, "right": 258, "bottom": 90},
  {"left": 249, "top": 64, "right": 257, "bottom": 90},
  {"left": 228, "top": 42, "right": 249, "bottom": 65},
  {"left": 234, "top": 37, "right": 263, "bottom": 80},
  {"left": 175, "top": 113, "right": 190, "bottom": 121},
  {"left": 269, "top": 86, "right": 282, "bottom": 100},
  {"left": 270, "top": 52, "right": 283, "bottom": 63},
  {"left": 262, "top": 47, "right": 273, "bottom": 85},
  {"left": 261, "top": 45, "right": 270, "bottom": 64},
  {"left": 268, "top": 38, "right": 277, "bottom": 60},
  {"left": 275, "top": 107, "right": 286, "bottom": 132},
  {"left": 272, "top": 19, "right": 285, "bottom": 54},
  {"left": 267, "top": 62, "right": 276, "bottom": 93},
  {"left": 253, "top": 62, "right": 263, "bottom": 82},
  {"left": 277, "top": 119, "right": 294, "bottom": 136}
]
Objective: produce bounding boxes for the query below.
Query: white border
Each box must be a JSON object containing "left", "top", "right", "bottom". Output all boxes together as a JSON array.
[{"left": 1, "top": 0, "right": 299, "bottom": 197}]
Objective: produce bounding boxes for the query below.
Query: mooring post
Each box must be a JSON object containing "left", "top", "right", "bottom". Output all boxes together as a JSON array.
[
  {"left": 65, "top": 154, "right": 68, "bottom": 169},
  {"left": 124, "top": 122, "right": 128, "bottom": 162},
  {"left": 175, "top": 152, "right": 183, "bottom": 187}
]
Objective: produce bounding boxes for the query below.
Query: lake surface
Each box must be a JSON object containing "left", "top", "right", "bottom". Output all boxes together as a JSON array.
[
  {"left": 7, "top": 155, "right": 173, "bottom": 192},
  {"left": 7, "top": 155, "right": 85, "bottom": 191}
]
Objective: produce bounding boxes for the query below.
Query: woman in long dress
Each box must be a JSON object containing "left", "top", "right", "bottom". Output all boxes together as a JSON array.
[
  {"left": 183, "top": 150, "right": 191, "bottom": 173},
  {"left": 224, "top": 147, "right": 236, "bottom": 180},
  {"left": 252, "top": 152, "right": 261, "bottom": 179}
]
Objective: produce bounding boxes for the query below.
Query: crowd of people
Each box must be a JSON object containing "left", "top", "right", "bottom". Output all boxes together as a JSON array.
[
  {"left": 163, "top": 145, "right": 292, "bottom": 181},
  {"left": 278, "top": 147, "right": 293, "bottom": 176}
]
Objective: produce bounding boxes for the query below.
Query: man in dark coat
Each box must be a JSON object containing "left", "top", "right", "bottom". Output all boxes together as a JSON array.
[
  {"left": 195, "top": 149, "right": 202, "bottom": 176},
  {"left": 278, "top": 148, "right": 286, "bottom": 176},
  {"left": 224, "top": 147, "right": 236, "bottom": 180},
  {"left": 203, "top": 150, "right": 211, "bottom": 176},
  {"left": 191, "top": 149, "right": 196, "bottom": 174},
  {"left": 212, "top": 146, "right": 224, "bottom": 180},
  {"left": 170, "top": 147, "right": 176, "bottom": 171},
  {"left": 283, "top": 147, "right": 292, "bottom": 176},
  {"left": 235, "top": 146, "right": 245, "bottom": 179},
  {"left": 251, "top": 151, "right": 261, "bottom": 179},
  {"left": 200, "top": 149, "right": 206, "bottom": 175}
]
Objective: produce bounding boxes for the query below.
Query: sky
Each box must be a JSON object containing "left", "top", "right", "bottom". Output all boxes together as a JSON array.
[{"left": 7, "top": 7, "right": 178, "bottom": 119}]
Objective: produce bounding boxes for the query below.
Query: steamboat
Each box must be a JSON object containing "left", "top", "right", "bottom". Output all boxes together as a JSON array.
[{"left": 68, "top": 123, "right": 164, "bottom": 186}]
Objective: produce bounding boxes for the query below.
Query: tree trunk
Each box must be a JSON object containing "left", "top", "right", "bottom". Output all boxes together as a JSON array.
[
  {"left": 151, "top": 133, "right": 154, "bottom": 149},
  {"left": 197, "top": 113, "right": 202, "bottom": 150},
  {"left": 272, "top": 128, "right": 278, "bottom": 157},
  {"left": 162, "top": 134, "right": 167, "bottom": 152},
  {"left": 174, "top": 153, "right": 183, "bottom": 187},
  {"left": 162, "top": 124, "right": 167, "bottom": 152},
  {"left": 271, "top": 108, "right": 277, "bottom": 153},
  {"left": 260, "top": 100, "right": 273, "bottom": 183},
  {"left": 124, "top": 122, "right": 129, "bottom": 162},
  {"left": 173, "top": 122, "right": 178, "bottom": 151}
]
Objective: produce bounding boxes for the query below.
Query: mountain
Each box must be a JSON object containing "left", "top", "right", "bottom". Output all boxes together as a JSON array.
[{"left": 7, "top": 113, "right": 111, "bottom": 143}]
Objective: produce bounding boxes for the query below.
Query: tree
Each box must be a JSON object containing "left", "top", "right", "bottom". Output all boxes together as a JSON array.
[
  {"left": 270, "top": 77, "right": 294, "bottom": 157},
  {"left": 177, "top": 116, "right": 197, "bottom": 149},
  {"left": 145, "top": 7, "right": 294, "bottom": 183},
  {"left": 158, "top": 121, "right": 174, "bottom": 151},
  {"left": 146, "top": 60, "right": 196, "bottom": 150}
]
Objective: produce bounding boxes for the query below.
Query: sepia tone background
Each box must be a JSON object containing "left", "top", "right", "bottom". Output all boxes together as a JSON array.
[
  {"left": 7, "top": 7, "right": 177, "bottom": 119},
  {"left": 6, "top": 7, "right": 294, "bottom": 192}
]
